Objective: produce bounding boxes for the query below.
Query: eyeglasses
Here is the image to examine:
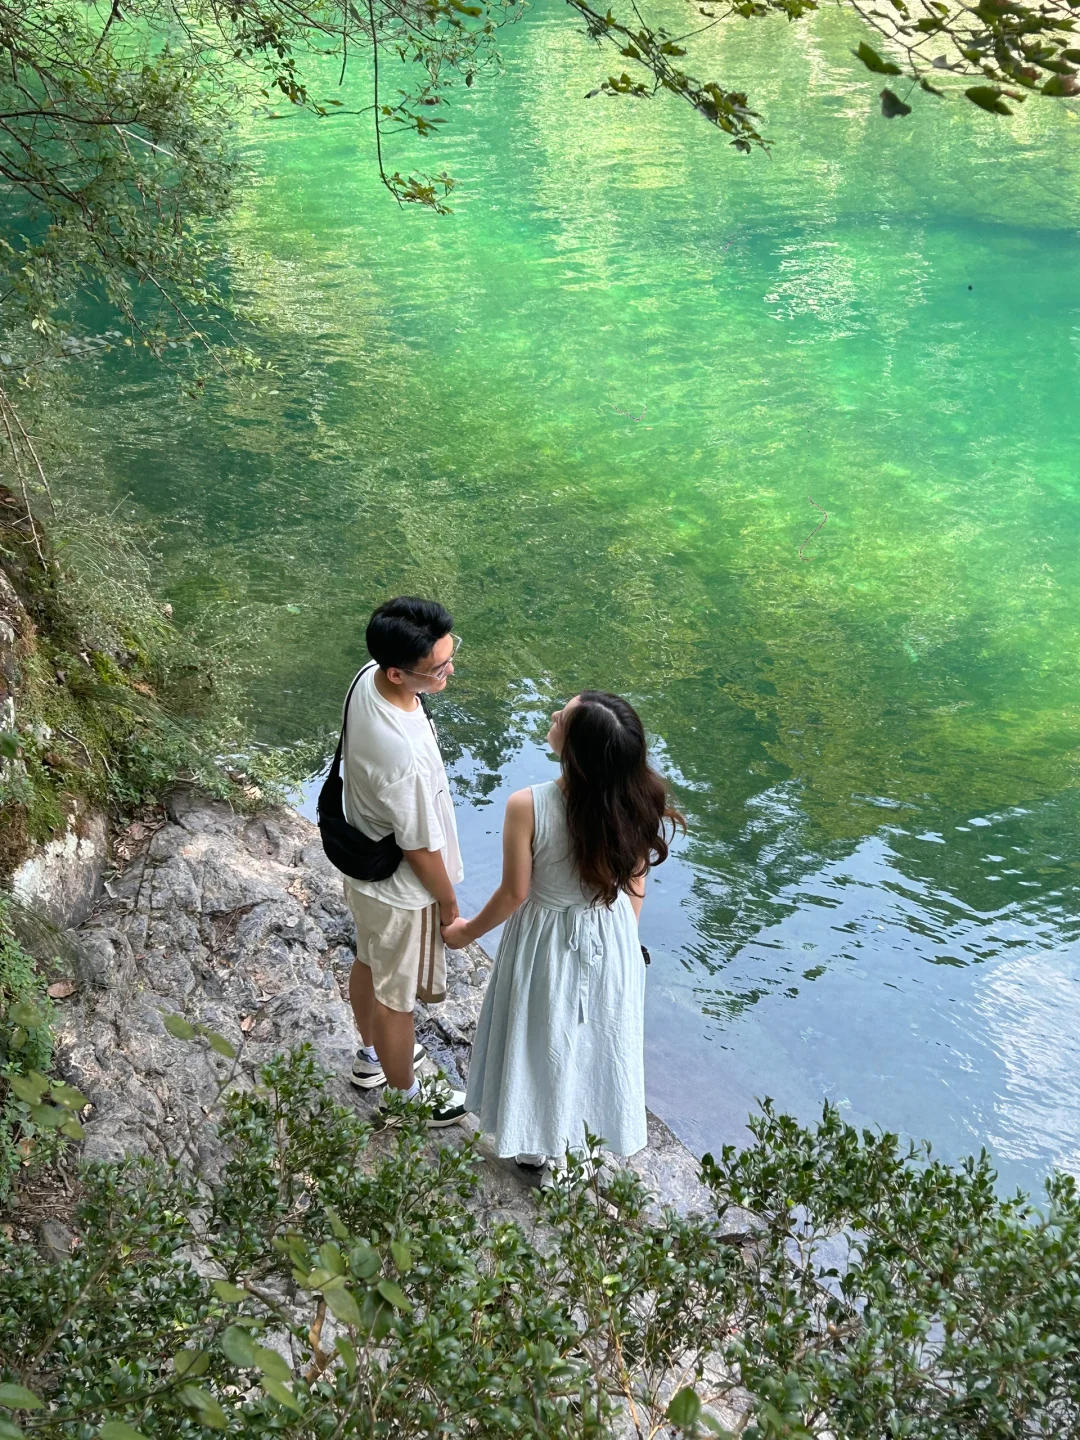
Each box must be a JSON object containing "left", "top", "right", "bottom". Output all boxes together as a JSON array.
[{"left": 399, "top": 633, "right": 462, "bottom": 681}]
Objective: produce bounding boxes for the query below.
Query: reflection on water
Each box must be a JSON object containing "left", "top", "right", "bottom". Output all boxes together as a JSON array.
[
  {"left": 57, "top": 0, "right": 1080, "bottom": 1188},
  {"left": 301, "top": 736, "right": 1080, "bottom": 1193}
]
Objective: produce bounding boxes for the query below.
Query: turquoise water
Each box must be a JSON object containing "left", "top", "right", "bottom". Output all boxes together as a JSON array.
[{"left": 69, "top": 1, "right": 1080, "bottom": 1187}]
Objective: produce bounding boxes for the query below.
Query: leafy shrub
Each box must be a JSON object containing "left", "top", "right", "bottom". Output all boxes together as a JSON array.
[
  {"left": 1, "top": 1039, "right": 1079, "bottom": 1438},
  {"left": 1, "top": 487, "right": 319, "bottom": 877},
  {"left": 0, "top": 900, "right": 85, "bottom": 1199}
]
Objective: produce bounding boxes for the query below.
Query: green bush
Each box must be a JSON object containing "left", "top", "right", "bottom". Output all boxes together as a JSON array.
[
  {"left": 1, "top": 1038, "right": 1079, "bottom": 1438},
  {"left": 1, "top": 488, "right": 320, "bottom": 877},
  {"left": 0, "top": 900, "right": 84, "bottom": 1199}
]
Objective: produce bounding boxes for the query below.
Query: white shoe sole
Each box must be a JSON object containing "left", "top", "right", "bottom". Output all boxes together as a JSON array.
[
  {"left": 350, "top": 1044, "right": 427, "bottom": 1090},
  {"left": 376, "top": 1106, "right": 468, "bottom": 1131}
]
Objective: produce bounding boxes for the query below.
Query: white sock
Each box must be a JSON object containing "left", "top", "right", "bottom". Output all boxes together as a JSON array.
[
  {"left": 386, "top": 1080, "right": 420, "bottom": 1102},
  {"left": 361, "top": 1044, "right": 379, "bottom": 1064}
]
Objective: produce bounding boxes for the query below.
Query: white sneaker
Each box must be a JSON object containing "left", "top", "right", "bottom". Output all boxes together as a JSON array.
[
  {"left": 514, "top": 1153, "right": 548, "bottom": 1170},
  {"left": 350, "top": 1041, "right": 426, "bottom": 1090},
  {"left": 376, "top": 1076, "right": 468, "bottom": 1130}
]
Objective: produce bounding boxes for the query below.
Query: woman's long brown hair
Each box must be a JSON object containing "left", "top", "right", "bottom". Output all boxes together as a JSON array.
[{"left": 560, "top": 691, "right": 686, "bottom": 907}]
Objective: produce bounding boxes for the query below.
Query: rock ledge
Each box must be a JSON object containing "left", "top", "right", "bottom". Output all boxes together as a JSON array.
[{"left": 53, "top": 792, "right": 712, "bottom": 1216}]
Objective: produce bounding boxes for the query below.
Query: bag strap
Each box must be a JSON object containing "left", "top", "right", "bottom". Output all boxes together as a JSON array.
[
  {"left": 418, "top": 691, "right": 437, "bottom": 738},
  {"left": 334, "top": 661, "right": 438, "bottom": 775},
  {"left": 333, "top": 661, "right": 378, "bottom": 776}
]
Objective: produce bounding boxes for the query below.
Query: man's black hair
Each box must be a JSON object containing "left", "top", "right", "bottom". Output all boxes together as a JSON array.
[{"left": 366, "top": 597, "right": 453, "bottom": 672}]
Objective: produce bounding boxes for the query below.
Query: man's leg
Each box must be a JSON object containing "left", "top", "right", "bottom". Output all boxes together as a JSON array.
[
  {"left": 349, "top": 954, "right": 417, "bottom": 1089},
  {"left": 346, "top": 886, "right": 421, "bottom": 1092},
  {"left": 371, "top": 1001, "right": 416, "bottom": 1091},
  {"left": 345, "top": 887, "right": 465, "bottom": 1127},
  {"left": 348, "top": 957, "right": 376, "bottom": 1048}
]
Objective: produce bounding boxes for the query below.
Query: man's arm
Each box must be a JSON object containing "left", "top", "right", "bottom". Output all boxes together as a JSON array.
[{"left": 402, "top": 847, "right": 459, "bottom": 927}]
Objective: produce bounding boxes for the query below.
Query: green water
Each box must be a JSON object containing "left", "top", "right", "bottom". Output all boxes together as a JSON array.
[{"left": 71, "top": 1, "right": 1080, "bottom": 1186}]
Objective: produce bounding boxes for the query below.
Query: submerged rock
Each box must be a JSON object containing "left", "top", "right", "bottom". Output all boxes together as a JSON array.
[{"left": 51, "top": 790, "right": 713, "bottom": 1214}]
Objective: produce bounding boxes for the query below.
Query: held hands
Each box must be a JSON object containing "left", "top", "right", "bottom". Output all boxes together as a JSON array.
[{"left": 441, "top": 916, "right": 472, "bottom": 950}]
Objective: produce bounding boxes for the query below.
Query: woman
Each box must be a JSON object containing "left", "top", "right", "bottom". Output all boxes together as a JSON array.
[{"left": 441, "top": 691, "right": 684, "bottom": 1165}]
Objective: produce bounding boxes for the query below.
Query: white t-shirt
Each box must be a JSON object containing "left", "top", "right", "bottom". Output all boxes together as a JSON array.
[{"left": 341, "top": 665, "right": 463, "bottom": 911}]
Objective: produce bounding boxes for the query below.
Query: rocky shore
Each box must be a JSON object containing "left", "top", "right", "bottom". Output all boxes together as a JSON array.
[{"left": 24, "top": 790, "right": 712, "bottom": 1217}]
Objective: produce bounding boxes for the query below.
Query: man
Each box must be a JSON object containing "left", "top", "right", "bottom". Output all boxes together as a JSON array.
[{"left": 341, "top": 596, "right": 467, "bottom": 1127}]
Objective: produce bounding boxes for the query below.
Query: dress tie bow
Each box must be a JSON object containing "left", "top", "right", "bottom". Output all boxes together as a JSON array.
[{"left": 567, "top": 904, "right": 603, "bottom": 1024}]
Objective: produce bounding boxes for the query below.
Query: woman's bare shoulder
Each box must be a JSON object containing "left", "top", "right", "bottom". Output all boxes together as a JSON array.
[{"left": 505, "top": 786, "right": 535, "bottom": 816}]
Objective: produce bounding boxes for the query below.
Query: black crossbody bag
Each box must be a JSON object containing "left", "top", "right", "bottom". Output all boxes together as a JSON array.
[{"left": 317, "top": 663, "right": 435, "bottom": 882}]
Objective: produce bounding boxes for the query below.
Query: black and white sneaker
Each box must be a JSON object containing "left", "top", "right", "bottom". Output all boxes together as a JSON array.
[
  {"left": 376, "top": 1078, "right": 469, "bottom": 1131},
  {"left": 350, "top": 1041, "right": 427, "bottom": 1090},
  {"left": 514, "top": 1153, "right": 548, "bottom": 1171}
]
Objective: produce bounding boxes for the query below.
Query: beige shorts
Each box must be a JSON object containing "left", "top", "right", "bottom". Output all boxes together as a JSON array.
[{"left": 345, "top": 883, "right": 447, "bottom": 1013}]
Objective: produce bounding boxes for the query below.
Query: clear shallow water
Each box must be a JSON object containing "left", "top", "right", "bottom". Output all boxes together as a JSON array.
[{"left": 66, "top": 1, "right": 1080, "bottom": 1188}]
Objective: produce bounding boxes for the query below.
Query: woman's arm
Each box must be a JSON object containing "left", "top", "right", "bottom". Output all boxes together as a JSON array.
[
  {"left": 441, "top": 788, "right": 535, "bottom": 948},
  {"left": 628, "top": 870, "right": 646, "bottom": 923}
]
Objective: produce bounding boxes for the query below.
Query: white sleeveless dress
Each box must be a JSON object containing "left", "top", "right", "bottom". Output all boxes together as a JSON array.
[{"left": 465, "top": 779, "right": 648, "bottom": 1159}]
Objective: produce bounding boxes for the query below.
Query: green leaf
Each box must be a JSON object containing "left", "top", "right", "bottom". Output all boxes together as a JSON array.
[
  {"left": 371, "top": 1301, "right": 395, "bottom": 1343},
  {"left": 50, "top": 1081, "right": 89, "bottom": 1108},
  {"left": 322, "top": 1282, "right": 362, "bottom": 1326},
  {"left": 667, "top": 1387, "right": 703, "bottom": 1429},
  {"left": 966, "top": 84, "right": 1012, "bottom": 113},
  {"left": 390, "top": 1240, "right": 413, "bottom": 1274},
  {"left": 8, "top": 1071, "right": 49, "bottom": 1105},
  {"left": 349, "top": 1242, "right": 379, "bottom": 1280},
  {"left": 335, "top": 1336, "right": 357, "bottom": 1380},
  {"left": 173, "top": 1349, "right": 210, "bottom": 1377},
  {"left": 8, "top": 1002, "right": 44, "bottom": 1030},
  {"left": 325, "top": 1205, "right": 348, "bottom": 1240},
  {"left": 880, "top": 87, "right": 912, "bottom": 116},
  {"left": 376, "top": 1278, "right": 411, "bottom": 1312},
  {"left": 179, "top": 1387, "right": 228, "bottom": 1430},
  {"left": 163, "top": 1013, "right": 195, "bottom": 1040},
  {"left": 0, "top": 731, "right": 18, "bottom": 759},
  {"left": 0, "top": 1420, "right": 24, "bottom": 1440},
  {"left": 853, "top": 41, "right": 901, "bottom": 74},
  {"left": 1043, "top": 72, "right": 1080, "bottom": 94},
  {"left": 260, "top": 1376, "right": 302, "bottom": 1413},
  {"left": 203, "top": 1029, "right": 236, "bottom": 1059},
  {"left": 29, "top": 1102, "right": 68, "bottom": 1129},
  {"left": 318, "top": 1240, "right": 345, "bottom": 1276},
  {"left": 253, "top": 1344, "right": 291, "bottom": 1382},
  {"left": 0, "top": 1387, "right": 43, "bottom": 1412},
  {"left": 100, "top": 1424, "right": 149, "bottom": 1440},
  {"left": 220, "top": 1325, "right": 258, "bottom": 1368},
  {"left": 213, "top": 1280, "right": 248, "bottom": 1303},
  {"left": 60, "top": 1118, "right": 85, "bottom": 1139}
]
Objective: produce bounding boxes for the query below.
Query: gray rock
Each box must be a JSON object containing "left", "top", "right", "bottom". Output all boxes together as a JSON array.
[
  {"left": 10, "top": 801, "right": 107, "bottom": 928},
  {"left": 73, "top": 927, "right": 135, "bottom": 992},
  {"left": 55, "top": 795, "right": 716, "bottom": 1218},
  {"left": 39, "top": 1218, "right": 75, "bottom": 1261}
]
